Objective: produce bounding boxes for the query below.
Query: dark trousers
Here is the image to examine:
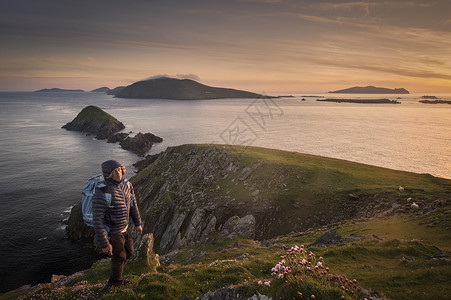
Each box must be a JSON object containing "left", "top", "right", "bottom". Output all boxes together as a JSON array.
[{"left": 109, "top": 231, "right": 133, "bottom": 286}]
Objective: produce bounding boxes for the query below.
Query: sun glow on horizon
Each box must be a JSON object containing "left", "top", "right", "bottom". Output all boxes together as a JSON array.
[{"left": 1, "top": 1, "right": 450, "bottom": 93}]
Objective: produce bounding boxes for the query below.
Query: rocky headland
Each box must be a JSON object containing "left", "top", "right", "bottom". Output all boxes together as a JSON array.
[
  {"left": 115, "top": 77, "right": 263, "bottom": 100},
  {"left": 66, "top": 144, "right": 450, "bottom": 257},
  {"left": 329, "top": 86, "right": 409, "bottom": 94}
]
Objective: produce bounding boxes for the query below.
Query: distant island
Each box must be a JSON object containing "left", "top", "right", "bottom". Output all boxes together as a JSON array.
[
  {"left": 419, "top": 100, "right": 451, "bottom": 105},
  {"left": 90, "top": 87, "right": 111, "bottom": 93},
  {"left": 317, "top": 98, "right": 401, "bottom": 104},
  {"left": 35, "top": 88, "right": 85, "bottom": 92},
  {"left": 62, "top": 105, "right": 124, "bottom": 139},
  {"left": 107, "top": 86, "right": 126, "bottom": 96},
  {"left": 329, "top": 86, "right": 409, "bottom": 94},
  {"left": 115, "top": 77, "right": 263, "bottom": 100}
]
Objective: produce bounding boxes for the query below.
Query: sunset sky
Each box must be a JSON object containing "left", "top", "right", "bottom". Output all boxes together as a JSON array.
[{"left": 1, "top": 0, "right": 450, "bottom": 93}]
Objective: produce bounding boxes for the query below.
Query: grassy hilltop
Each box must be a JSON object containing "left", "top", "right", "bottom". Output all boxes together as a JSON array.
[{"left": 3, "top": 145, "right": 450, "bottom": 300}]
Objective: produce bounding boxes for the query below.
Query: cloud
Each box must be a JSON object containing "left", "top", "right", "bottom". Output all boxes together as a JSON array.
[
  {"left": 176, "top": 73, "right": 201, "bottom": 81},
  {"left": 141, "top": 74, "right": 201, "bottom": 81}
]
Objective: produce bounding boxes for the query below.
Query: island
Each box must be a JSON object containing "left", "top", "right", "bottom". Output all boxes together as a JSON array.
[
  {"left": 62, "top": 106, "right": 163, "bottom": 154},
  {"left": 419, "top": 100, "right": 451, "bottom": 105},
  {"left": 421, "top": 95, "right": 438, "bottom": 99},
  {"left": 115, "top": 77, "right": 263, "bottom": 100},
  {"left": 317, "top": 98, "right": 401, "bottom": 104},
  {"left": 329, "top": 86, "right": 409, "bottom": 94},
  {"left": 90, "top": 87, "right": 111, "bottom": 93},
  {"left": 34, "top": 88, "right": 85, "bottom": 92},
  {"left": 62, "top": 105, "right": 125, "bottom": 140}
]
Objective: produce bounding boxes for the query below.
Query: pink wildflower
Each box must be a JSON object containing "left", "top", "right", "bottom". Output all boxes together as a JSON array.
[{"left": 258, "top": 280, "right": 263, "bottom": 285}]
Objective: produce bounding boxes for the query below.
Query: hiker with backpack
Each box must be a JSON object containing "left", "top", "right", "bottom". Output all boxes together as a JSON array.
[{"left": 92, "top": 160, "right": 143, "bottom": 287}]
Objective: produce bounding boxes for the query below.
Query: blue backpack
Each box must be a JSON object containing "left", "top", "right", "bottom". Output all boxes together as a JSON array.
[
  {"left": 81, "top": 174, "right": 135, "bottom": 228},
  {"left": 81, "top": 174, "right": 111, "bottom": 227}
]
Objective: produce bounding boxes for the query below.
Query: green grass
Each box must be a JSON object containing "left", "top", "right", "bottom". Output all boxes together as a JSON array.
[{"left": 6, "top": 211, "right": 450, "bottom": 300}]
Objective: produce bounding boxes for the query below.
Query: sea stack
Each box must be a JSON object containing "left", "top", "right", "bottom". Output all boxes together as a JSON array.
[{"left": 62, "top": 105, "right": 125, "bottom": 139}]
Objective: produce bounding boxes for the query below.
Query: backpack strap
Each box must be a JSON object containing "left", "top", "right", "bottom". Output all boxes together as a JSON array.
[{"left": 99, "top": 185, "right": 113, "bottom": 208}]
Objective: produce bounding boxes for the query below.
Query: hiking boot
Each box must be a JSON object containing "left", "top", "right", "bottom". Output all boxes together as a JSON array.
[
  {"left": 122, "top": 279, "right": 131, "bottom": 286},
  {"left": 107, "top": 279, "right": 122, "bottom": 288},
  {"left": 107, "top": 279, "right": 130, "bottom": 288}
]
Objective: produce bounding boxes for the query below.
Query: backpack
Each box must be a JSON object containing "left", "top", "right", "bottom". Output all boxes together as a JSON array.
[{"left": 81, "top": 174, "right": 134, "bottom": 228}]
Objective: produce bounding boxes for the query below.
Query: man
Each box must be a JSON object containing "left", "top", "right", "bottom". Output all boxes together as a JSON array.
[{"left": 92, "top": 160, "right": 143, "bottom": 287}]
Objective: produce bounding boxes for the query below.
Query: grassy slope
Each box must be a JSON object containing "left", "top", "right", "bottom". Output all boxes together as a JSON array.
[
  {"left": 3, "top": 145, "right": 450, "bottom": 299},
  {"left": 133, "top": 144, "right": 449, "bottom": 243},
  {"left": 7, "top": 212, "right": 449, "bottom": 299}
]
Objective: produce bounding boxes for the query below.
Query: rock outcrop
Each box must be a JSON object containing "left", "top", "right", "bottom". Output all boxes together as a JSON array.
[
  {"left": 65, "top": 203, "right": 103, "bottom": 253},
  {"left": 134, "top": 233, "right": 160, "bottom": 271},
  {"left": 217, "top": 215, "right": 256, "bottom": 240},
  {"left": 62, "top": 105, "right": 125, "bottom": 139},
  {"left": 119, "top": 132, "right": 163, "bottom": 156}
]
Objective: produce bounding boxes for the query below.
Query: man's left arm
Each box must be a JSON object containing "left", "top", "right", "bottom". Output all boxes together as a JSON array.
[{"left": 128, "top": 181, "right": 143, "bottom": 235}]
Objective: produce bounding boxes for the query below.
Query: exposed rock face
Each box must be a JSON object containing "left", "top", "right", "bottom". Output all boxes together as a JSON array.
[
  {"left": 310, "top": 229, "right": 343, "bottom": 246},
  {"left": 134, "top": 233, "right": 160, "bottom": 271},
  {"left": 107, "top": 132, "right": 129, "bottom": 143},
  {"left": 119, "top": 132, "right": 163, "bottom": 156},
  {"left": 62, "top": 105, "right": 125, "bottom": 139},
  {"left": 217, "top": 215, "right": 255, "bottom": 240},
  {"left": 65, "top": 203, "right": 103, "bottom": 253}
]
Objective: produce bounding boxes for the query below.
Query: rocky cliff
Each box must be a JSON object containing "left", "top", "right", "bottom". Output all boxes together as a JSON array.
[
  {"left": 128, "top": 144, "right": 450, "bottom": 255},
  {"left": 62, "top": 105, "right": 125, "bottom": 139},
  {"left": 66, "top": 144, "right": 450, "bottom": 257}
]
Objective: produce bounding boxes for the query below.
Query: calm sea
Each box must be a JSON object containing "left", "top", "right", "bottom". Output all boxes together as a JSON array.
[{"left": 0, "top": 91, "right": 450, "bottom": 292}]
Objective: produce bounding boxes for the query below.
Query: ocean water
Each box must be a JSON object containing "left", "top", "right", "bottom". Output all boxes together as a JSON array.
[{"left": 0, "top": 91, "right": 450, "bottom": 292}]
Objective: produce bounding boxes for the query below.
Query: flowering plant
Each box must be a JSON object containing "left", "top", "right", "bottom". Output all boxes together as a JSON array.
[{"left": 261, "top": 245, "right": 364, "bottom": 299}]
